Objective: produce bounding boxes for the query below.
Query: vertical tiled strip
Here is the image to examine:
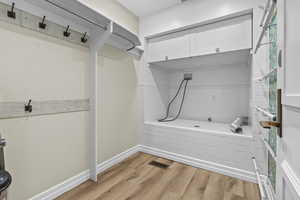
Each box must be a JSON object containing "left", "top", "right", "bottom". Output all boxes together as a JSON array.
[{"left": 268, "top": 14, "right": 278, "bottom": 191}]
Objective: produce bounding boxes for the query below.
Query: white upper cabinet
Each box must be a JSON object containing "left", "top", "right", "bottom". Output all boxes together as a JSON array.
[
  {"left": 147, "top": 34, "right": 190, "bottom": 63},
  {"left": 190, "top": 15, "right": 252, "bottom": 56},
  {"left": 147, "top": 14, "right": 252, "bottom": 63}
]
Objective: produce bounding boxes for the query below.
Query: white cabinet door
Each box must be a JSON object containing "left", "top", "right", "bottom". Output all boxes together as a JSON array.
[
  {"left": 147, "top": 35, "right": 190, "bottom": 63},
  {"left": 278, "top": 0, "right": 300, "bottom": 108},
  {"left": 190, "top": 15, "right": 252, "bottom": 56}
]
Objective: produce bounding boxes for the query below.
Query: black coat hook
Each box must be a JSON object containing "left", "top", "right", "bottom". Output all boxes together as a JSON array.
[
  {"left": 63, "top": 25, "right": 71, "bottom": 37},
  {"left": 81, "top": 32, "right": 88, "bottom": 43},
  {"left": 24, "top": 99, "right": 33, "bottom": 113},
  {"left": 7, "top": 2, "right": 16, "bottom": 19},
  {"left": 39, "top": 16, "right": 47, "bottom": 29}
]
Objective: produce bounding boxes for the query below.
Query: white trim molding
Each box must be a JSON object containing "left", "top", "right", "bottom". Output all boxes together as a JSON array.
[
  {"left": 30, "top": 145, "right": 140, "bottom": 200},
  {"left": 96, "top": 145, "right": 141, "bottom": 174},
  {"left": 88, "top": 22, "right": 113, "bottom": 181},
  {"left": 281, "top": 160, "right": 300, "bottom": 199},
  {"left": 139, "top": 145, "right": 257, "bottom": 183},
  {"left": 30, "top": 170, "right": 90, "bottom": 200},
  {"left": 30, "top": 145, "right": 258, "bottom": 200}
]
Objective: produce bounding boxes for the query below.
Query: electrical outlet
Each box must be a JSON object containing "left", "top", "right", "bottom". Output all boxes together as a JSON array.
[{"left": 184, "top": 73, "right": 192, "bottom": 80}]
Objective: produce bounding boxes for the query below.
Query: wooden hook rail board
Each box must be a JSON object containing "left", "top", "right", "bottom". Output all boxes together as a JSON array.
[
  {"left": 0, "top": 1, "right": 89, "bottom": 47},
  {"left": 0, "top": 99, "right": 89, "bottom": 119}
]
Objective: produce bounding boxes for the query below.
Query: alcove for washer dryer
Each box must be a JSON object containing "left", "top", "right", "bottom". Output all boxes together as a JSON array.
[{"left": 143, "top": 11, "right": 254, "bottom": 181}]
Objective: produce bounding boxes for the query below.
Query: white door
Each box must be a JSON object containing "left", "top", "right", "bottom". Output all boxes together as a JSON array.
[
  {"left": 277, "top": 0, "right": 300, "bottom": 199},
  {"left": 147, "top": 35, "right": 190, "bottom": 63},
  {"left": 278, "top": 0, "right": 300, "bottom": 108},
  {"left": 190, "top": 15, "right": 252, "bottom": 57}
]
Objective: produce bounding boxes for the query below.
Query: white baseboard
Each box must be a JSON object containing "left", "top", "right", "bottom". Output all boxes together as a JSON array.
[
  {"left": 30, "top": 144, "right": 256, "bottom": 200},
  {"left": 30, "top": 170, "right": 90, "bottom": 200},
  {"left": 139, "top": 145, "right": 257, "bottom": 183},
  {"left": 96, "top": 145, "right": 141, "bottom": 174},
  {"left": 30, "top": 145, "right": 141, "bottom": 200}
]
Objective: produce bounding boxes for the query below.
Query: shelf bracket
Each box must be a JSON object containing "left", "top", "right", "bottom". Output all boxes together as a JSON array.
[{"left": 88, "top": 22, "right": 113, "bottom": 182}]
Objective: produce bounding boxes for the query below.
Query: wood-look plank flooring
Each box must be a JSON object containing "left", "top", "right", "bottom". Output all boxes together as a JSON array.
[{"left": 56, "top": 153, "right": 260, "bottom": 200}]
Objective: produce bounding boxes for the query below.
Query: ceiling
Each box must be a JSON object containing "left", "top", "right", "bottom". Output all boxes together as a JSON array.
[{"left": 117, "top": 0, "right": 182, "bottom": 17}]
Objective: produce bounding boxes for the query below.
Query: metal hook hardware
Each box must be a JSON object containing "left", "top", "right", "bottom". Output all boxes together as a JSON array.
[
  {"left": 39, "top": 16, "right": 47, "bottom": 29},
  {"left": 81, "top": 32, "right": 88, "bottom": 43},
  {"left": 7, "top": 2, "right": 16, "bottom": 19},
  {"left": 0, "top": 138, "right": 6, "bottom": 148},
  {"left": 63, "top": 25, "right": 71, "bottom": 37},
  {"left": 24, "top": 99, "right": 33, "bottom": 113}
]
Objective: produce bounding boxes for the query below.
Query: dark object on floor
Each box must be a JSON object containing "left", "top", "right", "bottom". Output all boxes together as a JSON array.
[
  {"left": 7, "top": 3, "right": 16, "bottom": 19},
  {"left": 0, "top": 170, "right": 12, "bottom": 194},
  {"left": 149, "top": 160, "right": 170, "bottom": 169}
]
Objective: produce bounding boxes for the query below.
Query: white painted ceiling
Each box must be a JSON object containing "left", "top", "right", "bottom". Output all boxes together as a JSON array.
[{"left": 117, "top": 0, "right": 182, "bottom": 17}]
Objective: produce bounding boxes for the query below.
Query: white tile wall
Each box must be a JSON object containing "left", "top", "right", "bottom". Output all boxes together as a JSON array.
[
  {"left": 143, "top": 67, "right": 170, "bottom": 121},
  {"left": 144, "top": 122, "right": 254, "bottom": 172},
  {"left": 149, "top": 64, "right": 251, "bottom": 123}
]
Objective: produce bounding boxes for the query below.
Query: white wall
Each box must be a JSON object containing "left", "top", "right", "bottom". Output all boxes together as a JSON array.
[
  {"left": 78, "top": 0, "right": 142, "bottom": 158},
  {"left": 98, "top": 46, "right": 138, "bottom": 163},
  {"left": 0, "top": 21, "right": 89, "bottom": 200},
  {"left": 146, "top": 64, "right": 251, "bottom": 124},
  {"left": 143, "top": 67, "right": 170, "bottom": 121},
  {"left": 167, "top": 65, "right": 250, "bottom": 123},
  {"left": 0, "top": 2, "right": 139, "bottom": 199}
]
